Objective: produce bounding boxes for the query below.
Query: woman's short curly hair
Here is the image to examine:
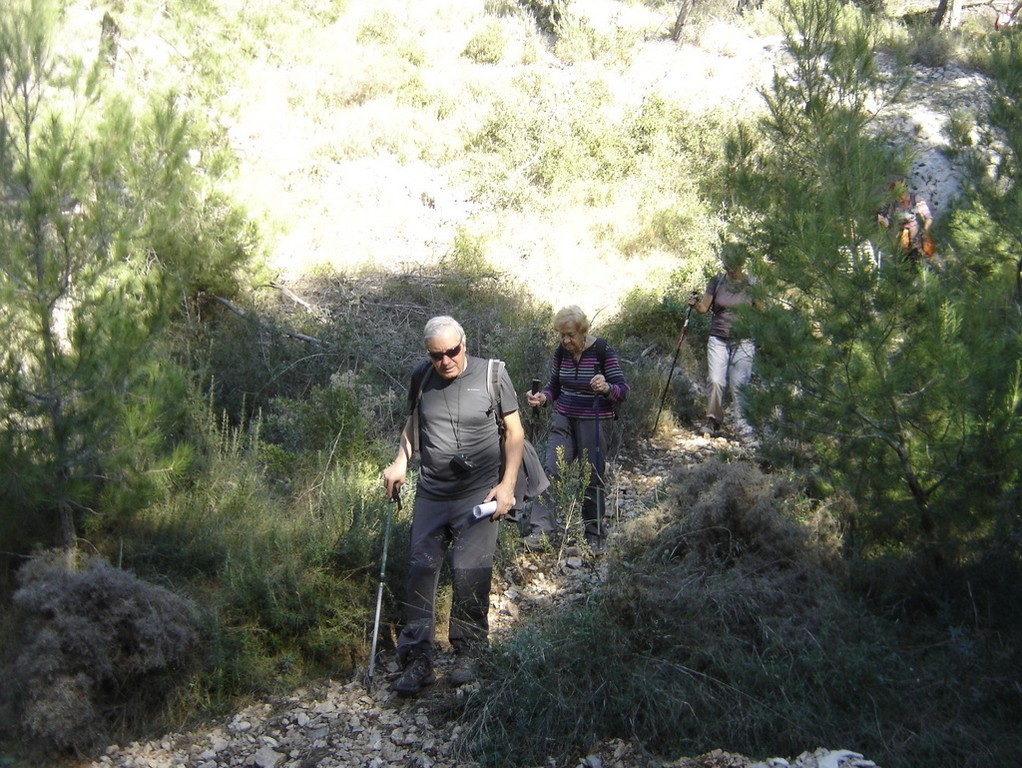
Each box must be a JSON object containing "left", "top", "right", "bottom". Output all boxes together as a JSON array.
[{"left": 553, "top": 305, "right": 590, "bottom": 334}]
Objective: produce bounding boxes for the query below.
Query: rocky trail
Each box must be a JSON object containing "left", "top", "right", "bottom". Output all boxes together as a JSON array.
[{"left": 86, "top": 425, "right": 880, "bottom": 768}]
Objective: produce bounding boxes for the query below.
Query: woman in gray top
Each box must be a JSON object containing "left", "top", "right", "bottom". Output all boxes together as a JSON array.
[{"left": 688, "top": 243, "right": 758, "bottom": 440}]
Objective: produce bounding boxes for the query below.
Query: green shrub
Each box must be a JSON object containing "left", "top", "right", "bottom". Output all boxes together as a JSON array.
[
  {"left": 356, "top": 9, "right": 398, "bottom": 44},
  {"left": 463, "top": 22, "right": 507, "bottom": 64},
  {"left": 552, "top": 11, "right": 637, "bottom": 67},
  {"left": 263, "top": 378, "right": 373, "bottom": 461},
  {"left": 468, "top": 77, "right": 643, "bottom": 207},
  {"left": 906, "top": 22, "right": 953, "bottom": 68},
  {"left": 517, "top": 0, "right": 566, "bottom": 34}
]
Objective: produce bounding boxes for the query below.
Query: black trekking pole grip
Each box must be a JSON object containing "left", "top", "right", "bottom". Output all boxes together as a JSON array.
[
  {"left": 531, "top": 378, "right": 540, "bottom": 412},
  {"left": 652, "top": 302, "right": 695, "bottom": 435}
]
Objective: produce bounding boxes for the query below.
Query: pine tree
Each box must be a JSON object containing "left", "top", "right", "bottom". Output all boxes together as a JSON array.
[
  {"left": 0, "top": 0, "right": 246, "bottom": 556},
  {"left": 722, "top": 0, "right": 1022, "bottom": 568}
]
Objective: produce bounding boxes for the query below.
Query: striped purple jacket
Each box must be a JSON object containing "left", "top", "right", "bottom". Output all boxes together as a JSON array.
[{"left": 542, "top": 338, "right": 629, "bottom": 419}]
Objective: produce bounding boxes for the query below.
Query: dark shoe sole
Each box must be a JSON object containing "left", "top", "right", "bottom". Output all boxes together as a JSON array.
[{"left": 390, "top": 673, "right": 436, "bottom": 696}]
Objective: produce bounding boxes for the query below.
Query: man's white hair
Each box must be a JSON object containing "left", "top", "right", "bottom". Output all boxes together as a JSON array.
[{"left": 423, "top": 315, "right": 466, "bottom": 346}]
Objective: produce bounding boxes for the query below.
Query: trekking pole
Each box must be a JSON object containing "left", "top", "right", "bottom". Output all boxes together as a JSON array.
[
  {"left": 593, "top": 393, "right": 604, "bottom": 541},
  {"left": 368, "top": 489, "right": 399, "bottom": 687},
  {"left": 530, "top": 378, "right": 540, "bottom": 440},
  {"left": 652, "top": 299, "right": 696, "bottom": 435}
]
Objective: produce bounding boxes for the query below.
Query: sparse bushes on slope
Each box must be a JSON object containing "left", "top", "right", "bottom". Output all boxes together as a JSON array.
[{"left": 466, "top": 76, "right": 725, "bottom": 260}]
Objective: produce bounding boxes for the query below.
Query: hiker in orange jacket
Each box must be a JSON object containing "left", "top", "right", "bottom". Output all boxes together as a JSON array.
[{"left": 877, "top": 177, "right": 935, "bottom": 263}]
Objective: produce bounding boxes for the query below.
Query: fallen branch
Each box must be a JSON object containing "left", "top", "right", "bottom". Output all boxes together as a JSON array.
[{"left": 207, "top": 294, "right": 328, "bottom": 346}]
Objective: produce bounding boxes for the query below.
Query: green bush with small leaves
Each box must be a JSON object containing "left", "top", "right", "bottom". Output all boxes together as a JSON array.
[{"left": 463, "top": 22, "right": 507, "bottom": 64}]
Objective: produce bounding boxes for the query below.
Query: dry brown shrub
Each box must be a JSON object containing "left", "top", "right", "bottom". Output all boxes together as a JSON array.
[
  {"left": 611, "top": 458, "right": 851, "bottom": 649},
  {"left": 3, "top": 551, "right": 201, "bottom": 751}
]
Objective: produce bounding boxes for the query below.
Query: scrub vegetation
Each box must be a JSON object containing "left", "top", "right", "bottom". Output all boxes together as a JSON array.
[{"left": 0, "top": 0, "right": 1019, "bottom": 765}]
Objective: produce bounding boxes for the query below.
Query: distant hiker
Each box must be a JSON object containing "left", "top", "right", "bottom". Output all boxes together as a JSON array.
[
  {"left": 995, "top": 1, "right": 1021, "bottom": 29},
  {"left": 382, "top": 316, "right": 524, "bottom": 695},
  {"left": 877, "top": 177, "right": 937, "bottom": 264},
  {"left": 688, "top": 242, "right": 758, "bottom": 441},
  {"left": 524, "top": 306, "right": 630, "bottom": 556}
]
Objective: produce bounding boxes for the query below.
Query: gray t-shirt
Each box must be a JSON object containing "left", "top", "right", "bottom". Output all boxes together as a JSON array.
[{"left": 410, "top": 356, "right": 518, "bottom": 500}]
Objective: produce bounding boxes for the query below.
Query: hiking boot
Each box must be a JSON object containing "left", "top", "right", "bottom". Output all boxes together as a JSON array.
[
  {"left": 390, "top": 655, "right": 435, "bottom": 696},
  {"left": 521, "top": 529, "right": 549, "bottom": 552},
  {"left": 449, "top": 652, "right": 480, "bottom": 686}
]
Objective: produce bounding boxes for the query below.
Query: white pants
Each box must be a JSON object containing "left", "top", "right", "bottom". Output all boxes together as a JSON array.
[{"left": 706, "top": 336, "right": 755, "bottom": 426}]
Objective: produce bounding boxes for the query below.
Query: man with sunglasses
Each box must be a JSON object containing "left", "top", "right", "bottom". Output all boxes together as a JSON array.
[{"left": 383, "top": 316, "right": 524, "bottom": 695}]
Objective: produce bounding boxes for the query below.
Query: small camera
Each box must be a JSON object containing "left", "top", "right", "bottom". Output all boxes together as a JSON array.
[{"left": 449, "top": 453, "right": 474, "bottom": 475}]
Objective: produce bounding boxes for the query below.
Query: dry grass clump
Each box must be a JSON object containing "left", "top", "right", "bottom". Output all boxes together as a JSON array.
[
  {"left": 610, "top": 458, "right": 850, "bottom": 659},
  {"left": 621, "top": 458, "right": 843, "bottom": 585},
  {"left": 2, "top": 552, "right": 200, "bottom": 752}
]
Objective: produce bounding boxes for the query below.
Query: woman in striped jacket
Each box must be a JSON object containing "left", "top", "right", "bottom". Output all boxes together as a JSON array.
[{"left": 524, "top": 305, "right": 630, "bottom": 555}]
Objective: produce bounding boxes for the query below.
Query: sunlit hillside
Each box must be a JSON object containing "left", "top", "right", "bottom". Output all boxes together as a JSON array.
[
  {"left": 56, "top": 0, "right": 795, "bottom": 315},
  {"left": 230, "top": 0, "right": 791, "bottom": 319},
  {"left": 54, "top": 0, "right": 991, "bottom": 315}
]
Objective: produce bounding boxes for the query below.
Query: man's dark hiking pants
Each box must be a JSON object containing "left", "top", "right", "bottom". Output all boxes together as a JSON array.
[{"left": 396, "top": 492, "right": 498, "bottom": 664}]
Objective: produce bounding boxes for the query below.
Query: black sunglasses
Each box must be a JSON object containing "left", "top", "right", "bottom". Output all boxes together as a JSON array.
[{"left": 427, "top": 343, "right": 462, "bottom": 362}]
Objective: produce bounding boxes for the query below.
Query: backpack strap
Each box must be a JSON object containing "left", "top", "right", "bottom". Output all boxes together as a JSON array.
[
  {"left": 486, "top": 358, "right": 507, "bottom": 439},
  {"left": 710, "top": 273, "right": 724, "bottom": 314},
  {"left": 594, "top": 337, "right": 608, "bottom": 369},
  {"left": 409, "top": 361, "right": 432, "bottom": 455}
]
